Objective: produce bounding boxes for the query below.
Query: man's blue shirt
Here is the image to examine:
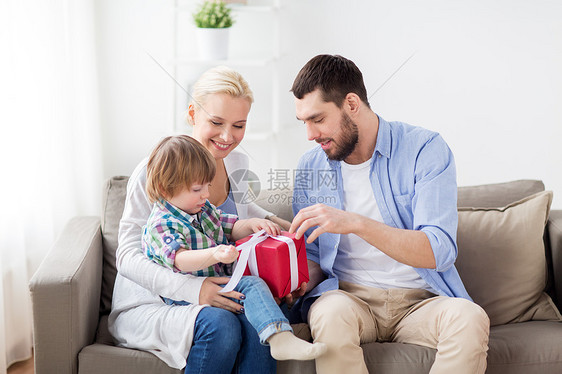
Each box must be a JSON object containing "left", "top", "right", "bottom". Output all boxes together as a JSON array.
[{"left": 292, "top": 115, "right": 471, "bottom": 319}]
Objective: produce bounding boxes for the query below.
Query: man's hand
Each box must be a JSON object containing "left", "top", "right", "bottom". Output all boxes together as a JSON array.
[
  {"left": 274, "top": 282, "right": 307, "bottom": 307},
  {"left": 212, "top": 245, "right": 238, "bottom": 264},
  {"left": 290, "top": 204, "right": 359, "bottom": 243},
  {"left": 199, "top": 277, "right": 244, "bottom": 313}
]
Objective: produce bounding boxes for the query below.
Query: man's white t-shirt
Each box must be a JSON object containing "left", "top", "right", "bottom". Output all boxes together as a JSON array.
[{"left": 332, "top": 159, "right": 434, "bottom": 292}]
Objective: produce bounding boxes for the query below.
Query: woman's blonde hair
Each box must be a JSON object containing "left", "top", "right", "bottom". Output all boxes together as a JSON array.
[
  {"left": 146, "top": 135, "right": 216, "bottom": 203},
  {"left": 189, "top": 66, "right": 254, "bottom": 110}
]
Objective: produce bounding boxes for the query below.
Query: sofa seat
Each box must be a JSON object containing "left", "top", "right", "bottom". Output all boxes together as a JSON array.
[
  {"left": 78, "top": 316, "right": 562, "bottom": 374},
  {"left": 486, "top": 321, "right": 562, "bottom": 373}
]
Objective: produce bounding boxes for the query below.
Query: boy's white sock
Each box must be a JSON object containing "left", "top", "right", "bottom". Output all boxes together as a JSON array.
[{"left": 268, "top": 331, "right": 327, "bottom": 361}]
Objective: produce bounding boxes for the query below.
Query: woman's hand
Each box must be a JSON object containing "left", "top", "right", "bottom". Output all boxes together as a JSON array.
[{"left": 199, "top": 277, "right": 245, "bottom": 313}]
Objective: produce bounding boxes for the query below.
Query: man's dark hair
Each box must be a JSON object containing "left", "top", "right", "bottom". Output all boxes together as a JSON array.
[{"left": 291, "top": 54, "right": 370, "bottom": 108}]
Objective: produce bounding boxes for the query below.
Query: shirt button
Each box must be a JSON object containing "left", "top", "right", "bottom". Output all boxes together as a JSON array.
[{"left": 378, "top": 154, "right": 382, "bottom": 158}]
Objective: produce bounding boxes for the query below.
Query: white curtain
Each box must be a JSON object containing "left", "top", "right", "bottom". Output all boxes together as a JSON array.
[{"left": 0, "top": 0, "right": 102, "bottom": 372}]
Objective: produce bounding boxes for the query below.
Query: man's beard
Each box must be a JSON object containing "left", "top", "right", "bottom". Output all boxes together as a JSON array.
[{"left": 321, "top": 112, "right": 359, "bottom": 161}]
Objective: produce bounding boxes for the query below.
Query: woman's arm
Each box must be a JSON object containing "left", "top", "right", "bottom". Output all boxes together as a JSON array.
[
  {"left": 224, "top": 150, "right": 278, "bottom": 222},
  {"left": 267, "top": 214, "right": 291, "bottom": 231},
  {"left": 115, "top": 159, "right": 242, "bottom": 310}
]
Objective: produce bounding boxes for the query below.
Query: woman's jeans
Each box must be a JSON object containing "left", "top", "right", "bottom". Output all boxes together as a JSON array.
[{"left": 172, "top": 276, "right": 291, "bottom": 374}]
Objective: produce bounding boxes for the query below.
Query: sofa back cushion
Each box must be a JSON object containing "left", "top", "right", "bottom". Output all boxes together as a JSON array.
[
  {"left": 457, "top": 179, "right": 546, "bottom": 208},
  {"left": 456, "top": 190, "right": 561, "bottom": 325},
  {"left": 100, "top": 176, "right": 129, "bottom": 315}
]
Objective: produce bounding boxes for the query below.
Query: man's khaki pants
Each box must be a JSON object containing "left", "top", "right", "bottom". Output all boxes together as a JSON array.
[{"left": 308, "top": 281, "right": 490, "bottom": 374}]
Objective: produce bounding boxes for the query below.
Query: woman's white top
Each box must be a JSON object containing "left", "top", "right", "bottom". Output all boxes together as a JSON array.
[{"left": 108, "top": 150, "right": 272, "bottom": 369}]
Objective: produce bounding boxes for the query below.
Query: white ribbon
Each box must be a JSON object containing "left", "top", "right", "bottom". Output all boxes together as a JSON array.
[{"left": 220, "top": 230, "right": 299, "bottom": 295}]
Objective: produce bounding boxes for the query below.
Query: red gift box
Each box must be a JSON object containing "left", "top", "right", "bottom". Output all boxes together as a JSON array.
[{"left": 235, "top": 231, "right": 309, "bottom": 299}]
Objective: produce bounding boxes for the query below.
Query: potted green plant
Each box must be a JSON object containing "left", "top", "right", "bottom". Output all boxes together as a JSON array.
[{"left": 193, "top": 0, "right": 235, "bottom": 60}]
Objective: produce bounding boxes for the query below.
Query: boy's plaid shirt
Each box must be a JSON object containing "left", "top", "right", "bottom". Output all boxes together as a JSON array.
[{"left": 142, "top": 199, "right": 239, "bottom": 277}]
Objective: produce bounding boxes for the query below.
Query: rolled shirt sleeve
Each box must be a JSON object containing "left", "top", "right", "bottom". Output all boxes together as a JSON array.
[
  {"left": 411, "top": 134, "right": 458, "bottom": 272},
  {"left": 143, "top": 223, "right": 188, "bottom": 271}
]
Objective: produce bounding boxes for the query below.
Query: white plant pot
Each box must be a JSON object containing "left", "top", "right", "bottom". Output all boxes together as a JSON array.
[{"left": 196, "top": 28, "right": 230, "bottom": 61}]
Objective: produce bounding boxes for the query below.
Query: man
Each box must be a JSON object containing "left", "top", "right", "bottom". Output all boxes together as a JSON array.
[{"left": 288, "top": 54, "right": 490, "bottom": 374}]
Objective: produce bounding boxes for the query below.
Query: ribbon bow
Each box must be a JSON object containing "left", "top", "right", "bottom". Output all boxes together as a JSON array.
[{"left": 220, "top": 230, "right": 299, "bottom": 295}]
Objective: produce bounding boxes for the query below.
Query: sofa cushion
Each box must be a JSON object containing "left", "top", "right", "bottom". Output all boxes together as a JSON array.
[
  {"left": 548, "top": 210, "right": 562, "bottom": 308},
  {"left": 457, "top": 179, "right": 545, "bottom": 208},
  {"left": 486, "top": 321, "right": 562, "bottom": 373},
  {"left": 456, "top": 190, "right": 562, "bottom": 326},
  {"left": 79, "top": 343, "right": 182, "bottom": 374},
  {"left": 83, "top": 321, "right": 562, "bottom": 374},
  {"left": 100, "top": 176, "right": 129, "bottom": 315}
]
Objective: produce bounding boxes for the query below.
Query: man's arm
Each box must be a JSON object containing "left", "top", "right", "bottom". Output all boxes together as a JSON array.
[
  {"left": 305, "top": 259, "right": 326, "bottom": 290},
  {"left": 290, "top": 205, "right": 436, "bottom": 269}
]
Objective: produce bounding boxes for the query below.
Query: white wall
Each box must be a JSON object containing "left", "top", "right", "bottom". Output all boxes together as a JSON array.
[{"left": 96, "top": 0, "right": 562, "bottom": 208}]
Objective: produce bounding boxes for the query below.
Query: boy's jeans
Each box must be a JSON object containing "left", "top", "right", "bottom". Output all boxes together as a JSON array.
[{"left": 164, "top": 275, "right": 292, "bottom": 343}]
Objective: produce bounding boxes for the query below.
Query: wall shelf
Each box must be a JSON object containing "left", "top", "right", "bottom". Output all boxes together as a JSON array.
[{"left": 171, "top": 0, "right": 282, "bottom": 139}]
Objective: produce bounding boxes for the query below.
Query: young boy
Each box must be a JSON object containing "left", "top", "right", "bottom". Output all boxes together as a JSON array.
[{"left": 142, "top": 134, "right": 326, "bottom": 361}]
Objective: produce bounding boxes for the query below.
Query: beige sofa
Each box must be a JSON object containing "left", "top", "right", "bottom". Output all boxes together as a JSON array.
[{"left": 30, "top": 178, "right": 562, "bottom": 374}]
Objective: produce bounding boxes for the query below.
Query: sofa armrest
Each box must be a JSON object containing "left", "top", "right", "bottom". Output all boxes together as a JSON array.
[
  {"left": 29, "top": 216, "right": 103, "bottom": 374},
  {"left": 547, "top": 209, "right": 562, "bottom": 311}
]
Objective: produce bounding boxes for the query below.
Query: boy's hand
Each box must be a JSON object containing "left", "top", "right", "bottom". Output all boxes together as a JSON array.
[
  {"left": 212, "top": 245, "right": 238, "bottom": 264},
  {"left": 249, "top": 218, "right": 281, "bottom": 237}
]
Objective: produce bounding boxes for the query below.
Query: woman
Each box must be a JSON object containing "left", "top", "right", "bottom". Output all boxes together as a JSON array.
[{"left": 108, "top": 66, "right": 291, "bottom": 373}]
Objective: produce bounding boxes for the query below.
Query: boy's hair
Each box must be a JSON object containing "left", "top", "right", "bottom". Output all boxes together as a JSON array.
[
  {"left": 291, "top": 54, "right": 370, "bottom": 109},
  {"left": 189, "top": 65, "right": 254, "bottom": 110},
  {"left": 146, "top": 135, "right": 216, "bottom": 203}
]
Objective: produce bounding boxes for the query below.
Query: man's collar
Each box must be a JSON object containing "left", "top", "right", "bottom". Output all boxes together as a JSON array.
[{"left": 373, "top": 114, "right": 391, "bottom": 159}]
